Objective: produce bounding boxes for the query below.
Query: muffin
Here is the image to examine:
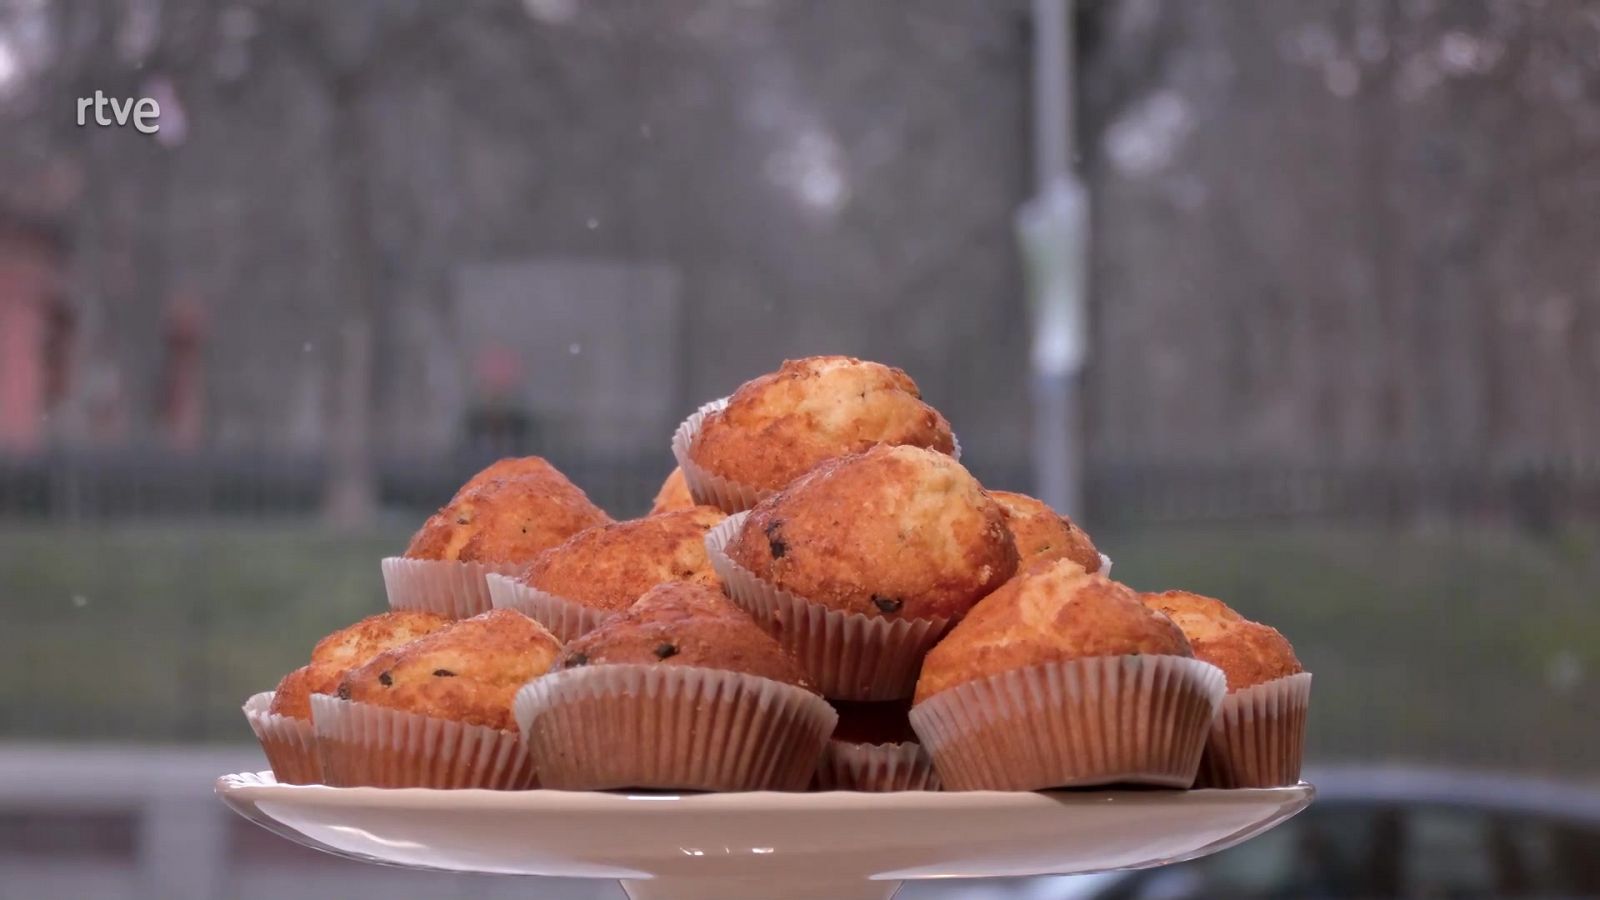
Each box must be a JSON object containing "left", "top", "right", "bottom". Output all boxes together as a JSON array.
[
  {"left": 487, "top": 505, "right": 726, "bottom": 642},
  {"left": 244, "top": 610, "right": 451, "bottom": 784},
  {"left": 312, "top": 609, "right": 561, "bottom": 789},
  {"left": 815, "top": 700, "right": 941, "bottom": 792},
  {"left": 1144, "top": 590, "right": 1311, "bottom": 788},
  {"left": 990, "top": 490, "right": 1103, "bottom": 573},
  {"left": 650, "top": 466, "right": 696, "bottom": 514},
  {"left": 515, "top": 582, "right": 836, "bottom": 791},
  {"left": 709, "top": 444, "right": 1017, "bottom": 699},
  {"left": 673, "top": 356, "right": 957, "bottom": 512},
  {"left": 382, "top": 456, "right": 612, "bottom": 618},
  {"left": 910, "top": 560, "right": 1226, "bottom": 790}
]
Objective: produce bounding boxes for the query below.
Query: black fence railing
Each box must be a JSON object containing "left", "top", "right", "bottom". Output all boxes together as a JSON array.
[
  {"left": 0, "top": 449, "right": 669, "bottom": 522},
  {"left": 3, "top": 449, "right": 1600, "bottom": 531},
  {"left": 1086, "top": 459, "right": 1600, "bottom": 533}
]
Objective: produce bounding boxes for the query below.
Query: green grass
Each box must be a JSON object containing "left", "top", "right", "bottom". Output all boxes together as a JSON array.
[{"left": 2, "top": 520, "right": 1597, "bottom": 776}]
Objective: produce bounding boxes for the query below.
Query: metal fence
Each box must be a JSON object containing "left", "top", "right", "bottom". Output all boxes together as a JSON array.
[{"left": 5, "top": 449, "right": 1600, "bottom": 532}]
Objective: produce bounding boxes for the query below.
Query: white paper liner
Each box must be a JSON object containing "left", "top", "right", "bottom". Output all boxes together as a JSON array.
[
  {"left": 671, "top": 397, "right": 766, "bottom": 513},
  {"left": 380, "top": 556, "right": 525, "bottom": 620},
  {"left": 309, "top": 694, "right": 535, "bottom": 790},
  {"left": 909, "top": 655, "right": 1226, "bottom": 791},
  {"left": 1097, "top": 553, "right": 1113, "bottom": 577},
  {"left": 243, "top": 691, "right": 321, "bottom": 785},
  {"left": 705, "top": 512, "right": 953, "bottom": 701},
  {"left": 1197, "top": 671, "right": 1312, "bottom": 789},
  {"left": 485, "top": 572, "right": 614, "bottom": 643},
  {"left": 671, "top": 396, "right": 964, "bottom": 515},
  {"left": 814, "top": 740, "right": 941, "bottom": 792},
  {"left": 515, "top": 664, "right": 837, "bottom": 792}
]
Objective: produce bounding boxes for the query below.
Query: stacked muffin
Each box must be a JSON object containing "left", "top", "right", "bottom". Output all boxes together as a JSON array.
[{"left": 247, "top": 355, "right": 1310, "bottom": 793}]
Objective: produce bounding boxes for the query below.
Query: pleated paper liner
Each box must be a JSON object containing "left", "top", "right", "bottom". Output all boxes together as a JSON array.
[
  {"left": 243, "top": 691, "right": 321, "bottom": 785},
  {"left": 380, "top": 556, "right": 524, "bottom": 620},
  {"left": 705, "top": 512, "right": 952, "bottom": 701},
  {"left": 671, "top": 397, "right": 765, "bottom": 514},
  {"left": 515, "top": 664, "right": 837, "bottom": 792},
  {"left": 485, "top": 572, "right": 614, "bottom": 643},
  {"left": 1196, "top": 671, "right": 1312, "bottom": 789},
  {"left": 813, "top": 740, "right": 941, "bottom": 792},
  {"left": 671, "top": 397, "right": 965, "bottom": 515},
  {"left": 309, "top": 694, "right": 536, "bottom": 790},
  {"left": 1097, "top": 553, "right": 1113, "bottom": 578},
  {"left": 909, "top": 655, "right": 1227, "bottom": 791}
]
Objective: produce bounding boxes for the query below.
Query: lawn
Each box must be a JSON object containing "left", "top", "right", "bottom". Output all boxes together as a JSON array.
[{"left": 1, "top": 519, "right": 1596, "bottom": 776}]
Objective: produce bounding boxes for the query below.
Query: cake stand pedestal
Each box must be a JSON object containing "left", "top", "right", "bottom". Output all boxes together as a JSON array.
[{"left": 217, "top": 772, "right": 1312, "bottom": 900}]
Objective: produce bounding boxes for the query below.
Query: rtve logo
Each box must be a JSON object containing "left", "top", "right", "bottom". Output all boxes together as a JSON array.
[{"left": 76, "top": 91, "right": 160, "bottom": 134}]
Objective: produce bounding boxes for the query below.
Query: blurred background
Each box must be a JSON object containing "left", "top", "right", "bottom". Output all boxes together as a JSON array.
[{"left": 2, "top": 0, "right": 1600, "bottom": 897}]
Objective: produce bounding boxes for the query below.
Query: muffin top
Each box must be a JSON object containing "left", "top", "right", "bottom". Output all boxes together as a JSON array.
[
  {"left": 829, "top": 699, "right": 918, "bottom": 745},
  {"left": 1142, "top": 590, "right": 1303, "bottom": 692},
  {"left": 338, "top": 608, "right": 563, "bottom": 732},
  {"left": 553, "top": 582, "right": 812, "bottom": 691},
  {"left": 689, "top": 356, "right": 956, "bottom": 493},
  {"left": 458, "top": 456, "right": 570, "bottom": 493},
  {"left": 269, "top": 610, "right": 452, "bottom": 719},
  {"left": 404, "top": 456, "right": 611, "bottom": 564},
  {"left": 915, "top": 559, "right": 1192, "bottom": 704},
  {"left": 518, "top": 506, "right": 727, "bottom": 612},
  {"left": 650, "top": 466, "right": 696, "bottom": 514},
  {"left": 991, "top": 490, "right": 1101, "bottom": 572},
  {"left": 727, "top": 444, "right": 1018, "bottom": 621}
]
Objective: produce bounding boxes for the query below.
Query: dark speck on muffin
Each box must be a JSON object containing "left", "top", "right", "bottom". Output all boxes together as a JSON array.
[
  {"left": 654, "top": 642, "right": 679, "bottom": 660},
  {"left": 764, "top": 518, "right": 788, "bottom": 558},
  {"left": 336, "top": 683, "right": 351, "bottom": 700},
  {"left": 871, "top": 595, "right": 904, "bottom": 614},
  {"left": 378, "top": 671, "right": 393, "bottom": 686},
  {"left": 565, "top": 652, "right": 590, "bottom": 669},
  {"left": 432, "top": 668, "right": 456, "bottom": 677}
]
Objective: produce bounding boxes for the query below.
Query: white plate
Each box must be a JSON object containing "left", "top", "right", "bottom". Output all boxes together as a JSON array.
[{"left": 216, "top": 772, "right": 1312, "bottom": 900}]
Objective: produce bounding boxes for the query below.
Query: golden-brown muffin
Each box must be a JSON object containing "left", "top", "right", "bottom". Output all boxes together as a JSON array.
[
  {"left": 689, "top": 356, "right": 956, "bottom": 493},
  {"left": 338, "top": 609, "right": 562, "bottom": 732},
  {"left": 404, "top": 457, "right": 611, "bottom": 564},
  {"left": 915, "top": 559, "right": 1192, "bottom": 704},
  {"left": 727, "top": 444, "right": 1017, "bottom": 621},
  {"left": 554, "top": 582, "right": 812, "bottom": 690},
  {"left": 517, "top": 506, "right": 726, "bottom": 612},
  {"left": 1142, "top": 590, "right": 1303, "bottom": 692},
  {"left": 650, "top": 466, "right": 696, "bottom": 514},
  {"left": 456, "top": 456, "right": 569, "bottom": 495},
  {"left": 269, "top": 610, "right": 452, "bottom": 719},
  {"left": 990, "top": 491, "right": 1101, "bottom": 572}
]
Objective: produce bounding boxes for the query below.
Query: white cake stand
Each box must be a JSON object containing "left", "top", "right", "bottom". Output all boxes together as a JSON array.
[{"left": 217, "top": 772, "right": 1312, "bottom": 900}]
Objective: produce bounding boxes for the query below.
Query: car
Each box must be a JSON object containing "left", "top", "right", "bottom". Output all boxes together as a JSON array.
[{"left": 904, "top": 766, "right": 1600, "bottom": 900}]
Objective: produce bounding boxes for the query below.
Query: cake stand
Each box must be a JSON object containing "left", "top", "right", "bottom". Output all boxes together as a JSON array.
[{"left": 217, "top": 772, "right": 1312, "bottom": 900}]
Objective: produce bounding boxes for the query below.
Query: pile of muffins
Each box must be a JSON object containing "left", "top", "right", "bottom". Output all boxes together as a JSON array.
[{"left": 246, "top": 356, "right": 1311, "bottom": 794}]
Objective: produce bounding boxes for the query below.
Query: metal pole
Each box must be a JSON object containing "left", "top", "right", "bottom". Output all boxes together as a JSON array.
[
  {"left": 1032, "top": 0, "right": 1074, "bottom": 184},
  {"left": 1021, "top": 0, "right": 1087, "bottom": 520}
]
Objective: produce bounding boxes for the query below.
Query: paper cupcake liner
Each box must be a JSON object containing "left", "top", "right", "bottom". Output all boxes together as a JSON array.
[
  {"left": 1197, "top": 671, "right": 1312, "bottom": 789},
  {"left": 1097, "top": 553, "right": 1113, "bottom": 577},
  {"left": 705, "top": 512, "right": 952, "bottom": 701},
  {"left": 671, "top": 397, "right": 768, "bottom": 513},
  {"left": 515, "top": 664, "right": 837, "bottom": 792},
  {"left": 243, "top": 691, "right": 321, "bottom": 785},
  {"left": 813, "top": 740, "right": 941, "bottom": 792},
  {"left": 671, "top": 397, "right": 964, "bottom": 515},
  {"left": 380, "top": 556, "right": 524, "bottom": 619},
  {"left": 909, "top": 655, "right": 1226, "bottom": 791},
  {"left": 486, "top": 572, "right": 614, "bottom": 643},
  {"left": 309, "top": 694, "right": 535, "bottom": 790}
]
